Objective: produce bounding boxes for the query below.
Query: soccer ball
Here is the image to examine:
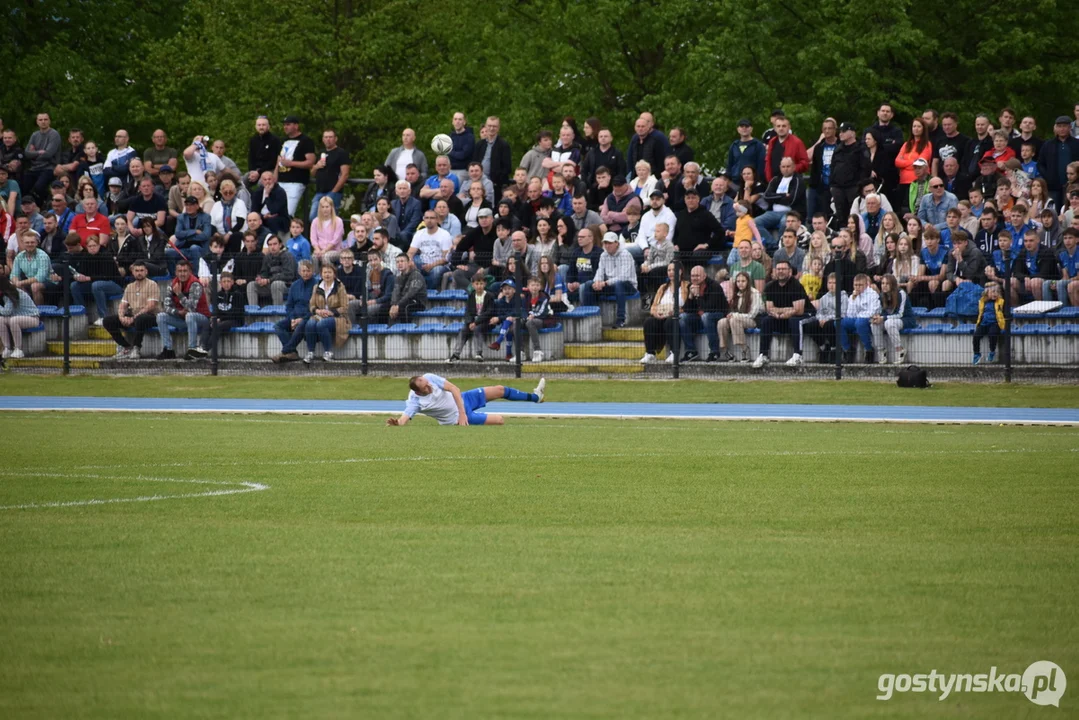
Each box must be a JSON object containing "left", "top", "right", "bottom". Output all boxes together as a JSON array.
[{"left": 431, "top": 134, "right": 453, "bottom": 154}]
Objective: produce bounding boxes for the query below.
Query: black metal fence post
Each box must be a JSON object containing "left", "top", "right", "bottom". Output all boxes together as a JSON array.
[
  {"left": 62, "top": 265, "right": 71, "bottom": 375},
  {"left": 672, "top": 252, "right": 681, "bottom": 379},
  {"left": 360, "top": 260, "right": 369, "bottom": 375},
  {"left": 834, "top": 257, "right": 843, "bottom": 381},
  {"left": 1002, "top": 254, "right": 1013, "bottom": 383},
  {"left": 514, "top": 251, "right": 524, "bottom": 380},
  {"left": 209, "top": 260, "right": 219, "bottom": 377}
]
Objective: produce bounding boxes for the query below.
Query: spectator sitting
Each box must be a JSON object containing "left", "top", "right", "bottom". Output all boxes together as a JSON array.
[
  {"left": 11, "top": 231, "right": 55, "bottom": 305},
  {"left": 247, "top": 235, "right": 297, "bottom": 307},
  {"left": 537, "top": 255, "right": 571, "bottom": 312},
  {"left": 803, "top": 231, "right": 831, "bottom": 276},
  {"left": 0, "top": 273, "right": 40, "bottom": 360},
  {"left": 753, "top": 259, "right": 811, "bottom": 367},
  {"left": 285, "top": 218, "right": 312, "bottom": 263},
  {"left": 801, "top": 255, "right": 825, "bottom": 299},
  {"left": 362, "top": 250, "right": 395, "bottom": 324},
  {"left": 911, "top": 225, "right": 949, "bottom": 308},
  {"left": 599, "top": 174, "right": 641, "bottom": 235},
  {"left": 872, "top": 273, "right": 916, "bottom": 364},
  {"left": 232, "top": 231, "right": 263, "bottom": 292},
  {"left": 390, "top": 180, "right": 423, "bottom": 249},
  {"left": 757, "top": 157, "right": 807, "bottom": 250},
  {"left": 69, "top": 234, "right": 123, "bottom": 324},
  {"left": 457, "top": 162, "right": 494, "bottom": 204},
  {"left": 334, "top": 249, "right": 365, "bottom": 321},
  {"left": 450, "top": 208, "right": 497, "bottom": 289},
  {"left": 192, "top": 270, "right": 246, "bottom": 359},
  {"left": 408, "top": 210, "right": 453, "bottom": 289},
  {"left": 486, "top": 280, "right": 521, "bottom": 361},
  {"left": 70, "top": 196, "right": 111, "bottom": 243},
  {"left": 169, "top": 195, "right": 212, "bottom": 272},
  {"left": 629, "top": 160, "right": 659, "bottom": 199},
  {"left": 801, "top": 271, "right": 846, "bottom": 364},
  {"left": 210, "top": 178, "right": 248, "bottom": 240},
  {"left": 510, "top": 275, "right": 553, "bottom": 362},
  {"left": 972, "top": 281, "right": 1006, "bottom": 365},
  {"left": 310, "top": 196, "right": 345, "bottom": 269},
  {"left": 1010, "top": 229, "right": 1060, "bottom": 304},
  {"left": 821, "top": 230, "right": 869, "bottom": 296},
  {"left": 155, "top": 260, "right": 210, "bottom": 360},
  {"left": 985, "top": 231, "right": 1015, "bottom": 284},
  {"left": 196, "top": 235, "right": 231, "bottom": 288},
  {"left": 1055, "top": 228, "right": 1079, "bottom": 306},
  {"left": 702, "top": 175, "right": 737, "bottom": 246},
  {"left": 302, "top": 263, "right": 350, "bottom": 363},
  {"left": 636, "top": 189, "right": 676, "bottom": 262},
  {"left": 101, "top": 259, "right": 160, "bottom": 360},
  {"left": 436, "top": 197, "right": 463, "bottom": 238},
  {"left": 363, "top": 166, "right": 396, "bottom": 212},
  {"left": 270, "top": 260, "right": 317, "bottom": 363},
  {"left": 838, "top": 273, "right": 882, "bottom": 364},
  {"left": 728, "top": 239, "right": 766, "bottom": 293},
  {"left": 250, "top": 171, "right": 290, "bottom": 236},
  {"left": 717, "top": 271, "right": 763, "bottom": 362},
  {"left": 580, "top": 232, "right": 637, "bottom": 328},
  {"left": 388, "top": 254, "right": 426, "bottom": 324},
  {"left": 640, "top": 263, "right": 686, "bottom": 364},
  {"left": 674, "top": 188, "right": 724, "bottom": 269},
  {"left": 773, "top": 229, "right": 806, "bottom": 279},
  {"left": 679, "top": 264, "right": 730, "bottom": 362},
  {"left": 943, "top": 232, "right": 987, "bottom": 293},
  {"left": 640, "top": 221, "right": 675, "bottom": 305}
]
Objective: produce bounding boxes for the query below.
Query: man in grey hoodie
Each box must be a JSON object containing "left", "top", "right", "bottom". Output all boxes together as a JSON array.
[
  {"left": 23, "top": 112, "right": 62, "bottom": 204},
  {"left": 389, "top": 254, "right": 427, "bottom": 324}
]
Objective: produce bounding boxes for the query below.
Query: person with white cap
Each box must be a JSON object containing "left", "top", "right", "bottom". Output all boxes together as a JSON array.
[
  {"left": 579, "top": 231, "right": 638, "bottom": 328},
  {"left": 1038, "top": 115, "right": 1079, "bottom": 208}
]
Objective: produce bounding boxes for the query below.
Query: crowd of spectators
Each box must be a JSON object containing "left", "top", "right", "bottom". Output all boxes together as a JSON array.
[{"left": 2, "top": 103, "right": 1078, "bottom": 365}]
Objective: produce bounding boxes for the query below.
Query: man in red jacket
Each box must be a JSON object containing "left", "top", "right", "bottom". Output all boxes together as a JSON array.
[
  {"left": 69, "top": 196, "right": 111, "bottom": 244},
  {"left": 764, "top": 116, "right": 809, "bottom": 182}
]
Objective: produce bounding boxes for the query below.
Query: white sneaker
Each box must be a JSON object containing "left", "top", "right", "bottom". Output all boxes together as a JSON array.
[
  {"left": 785, "top": 353, "right": 803, "bottom": 367},
  {"left": 10, "top": 349, "right": 24, "bottom": 359},
  {"left": 129, "top": 347, "right": 141, "bottom": 360},
  {"left": 533, "top": 377, "right": 546, "bottom": 403},
  {"left": 532, "top": 350, "right": 543, "bottom": 363},
  {"left": 322, "top": 351, "right": 334, "bottom": 362},
  {"left": 752, "top": 353, "right": 768, "bottom": 368},
  {"left": 302, "top": 351, "right": 315, "bottom": 364},
  {"left": 665, "top": 352, "right": 675, "bottom": 364},
  {"left": 1, "top": 348, "right": 10, "bottom": 359},
  {"left": 896, "top": 347, "right": 906, "bottom": 364},
  {"left": 639, "top": 352, "right": 656, "bottom": 364},
  {"left": 878, "top": 351, "right": 888, "bottom": 365},
  {"left": 114, "top": 346, "right": 130, "bottom": 359},
  {"left": 92, "top": 318, "right": 104, "bottom": 328}
]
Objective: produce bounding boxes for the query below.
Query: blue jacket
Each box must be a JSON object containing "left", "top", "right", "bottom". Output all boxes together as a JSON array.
[
  {"left": 727, "top": 137, "right": 766, "bottom": 181},
  {"left": 284, "top": 276, "right": 317, "bottom": 321},
  {"left": 448, "top": 127, "right": 476, "bottom": 171},
  {"left": 174, "top": 211, "right": 212, "bottom": 249},
  {"left": 286, "top": 235, "right": 312, "bottom": 263},
  {"left": 391, "top": 197, "right": 423, "bottom": 245},
  {"left": 701, "top": 194, "right": 737, "bottom": 236}
]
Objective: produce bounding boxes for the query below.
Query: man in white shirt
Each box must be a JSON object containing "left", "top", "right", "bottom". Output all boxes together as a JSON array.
[
  {"left": 182, "top": 135, "right": 225, "bottom": 187},
  {"left": 104, "top": 129, "right": 138, "bottom": 184},
  {"left": 387, "top": 374, "right": 546, "bottom": 426},
  {"left": 408, "top": 210, "right": 453, "bottom": 289},
  {"left": 636, "top": 190, "right": 677, "bottom": 262}
]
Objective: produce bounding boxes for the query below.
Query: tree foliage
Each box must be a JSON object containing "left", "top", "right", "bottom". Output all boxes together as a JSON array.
[{"left": 3, "top": 0, "right": 1077, "bottom": 177}]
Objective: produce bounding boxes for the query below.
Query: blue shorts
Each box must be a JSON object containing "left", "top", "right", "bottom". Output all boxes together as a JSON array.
[{"left": 462, "top": 387, "right": 488, "bottom": 425}]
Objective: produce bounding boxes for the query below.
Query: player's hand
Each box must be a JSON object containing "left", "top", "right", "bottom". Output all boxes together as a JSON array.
[
  {"left": 386, "top": 417, "right": 399, "bottom": 426},
  {"left": 457, "top": 417, "right": 469, "bottom": 426}
]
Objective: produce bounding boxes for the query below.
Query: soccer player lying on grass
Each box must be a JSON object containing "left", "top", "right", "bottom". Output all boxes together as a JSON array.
[{"left": 387, "top": 374, "right": 545, "bottom": 427}]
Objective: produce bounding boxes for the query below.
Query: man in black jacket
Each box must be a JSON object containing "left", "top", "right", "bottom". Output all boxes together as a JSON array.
[
  {"left": 757, "top": 156, "right": 807, "bottom": 251},
  {"left": 449, "top": 272, "right": 495, "bottom": 362},
  {"left": 1038, "top": 117, "right": 1079, "bottom": 207},
  {"left": 1010, "top": 229, "right": 1060, "bottom": 304},
  {"left": 250, "top": 171, "right": 290, "bottom": 236},
  {"left": 192, "top": 271, "right": 246, "bottom": 359},
  {"left": 678, "top": 265, "right": 730, "bottom": 362},
  {"left": 246, "top": 116, "right": 282, "bottom": 188},
  {"left": 472, "top": 117, "right": 512, "bottom": 202},
  {"left": 451, "top": 208, "right": 498, "bottom": 289},
  {"left": 829, "top": 122, "right": 871, "bottom": 228},
  {"left": 673, "top": 189, "right": 724, "bottom": 269},
  {"left": 818, "top": 231, "right": 868, "bottom": 296},
  {"left": 580, "top": 128, "right": 625, "bottom": 186}
]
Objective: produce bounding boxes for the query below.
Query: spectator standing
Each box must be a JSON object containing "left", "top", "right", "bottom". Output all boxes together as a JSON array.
[
  {"left": 972, "top": 281, "right": 1005, "bottom": 365},
  {"left": 472, "top": 117, "right": 512, "bottom": 201},
  {"left": 247, "top": 116, "right": 282, "bottom": 188},
  {"left": 1039, "top": 116, "right": 1079, "bottom": 207},
  {"left": 276, "top": 116, "right": 317, "bottom": 216},
  {"left": 727, "top": 119, "right": 767, "bottom": 184},
  {"left": 142, "top": 129, "right": 178, "bottom": 179},
  {"left": 895, "top": 119, "right": 933, "bottom": 215},
  {"left": 829, "top": 122, "right": 871, "bottom": 225},
  {"left": 764, "top": 116, "right": 809, "bottom": 183},
  {"left": 386, "top": 128, "right": 429, "bottom": 181},
  {"left": 23, "top": 112, "right": 62, "bottom": 203}
]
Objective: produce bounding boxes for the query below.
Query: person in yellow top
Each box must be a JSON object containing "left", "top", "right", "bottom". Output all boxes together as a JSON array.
[
  {"left": 972, "top": 281, "right": 1006, "bottom": 365},
  {"left": 800, "top": 256, "right": 824, "bottom": 299},
  {"left": 733, "top": 201, "right": 762, "bottom": 246}
]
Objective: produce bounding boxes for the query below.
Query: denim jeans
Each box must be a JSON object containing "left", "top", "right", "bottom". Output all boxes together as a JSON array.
[
  {"left": 166, "top": 245, "right": 203, "bottom": 275},
  {"left": 91, "top": 280, "right": 125, "bottom": 319},
  {"left": 755, "top": 211, "right": 786, "bottom": 250},
  {"left": 156, "top": 312, "right": 208, "bottom": 350},
  {"left": 275, "top": 317, "right": 307, "bottom": 354},
  {"left": 309, "top": 191, "right": 343, "bottom": 221},
  {"left": 304, "top": 316, "right": 337, "bottom": 353},
  {"left": 579, "top": 279, "right": 635, "bottom": 323},
  {"left": 839, "top": 317, "right": 874, "bottom": 352},
  {"left": 420, "top": 264, "right": 448, "bottom": 290},
  {"left": 679, "top": 311, "right": 726, "bottom": 354}
]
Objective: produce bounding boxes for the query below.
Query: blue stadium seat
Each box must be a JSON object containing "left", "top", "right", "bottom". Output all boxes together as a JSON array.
[
  {"left": 36, "top": 305, "right": 87, "bottom": 318},
  {"left": 557, "top": 306, "right": 600, "bottom": 317},
  {"left": 946, "top": 324, "right": 976, "bottom": 335},
  {"left": 245, "top": 304, "right": 286, "bottom": 316},
  {"left": 231, "top": 322, "right": 277, "bottom": 333}
]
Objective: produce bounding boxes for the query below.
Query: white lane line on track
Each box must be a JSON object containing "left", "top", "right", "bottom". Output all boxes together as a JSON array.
[{"left": 0, "top": 471, "right": 269, "bottom": 511}]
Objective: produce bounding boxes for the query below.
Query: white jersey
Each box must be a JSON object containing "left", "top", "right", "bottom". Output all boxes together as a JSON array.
[
  {"left": 409, "top": 227, "right": 452, "bottom": 266},
  {"left": 403, "top": 374, "right": 459, "bottom": 425}
]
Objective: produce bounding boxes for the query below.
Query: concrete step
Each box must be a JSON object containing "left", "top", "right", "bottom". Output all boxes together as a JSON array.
[
  {"left": 521, "top": 362, "right": 643, "bottom": 374},
  {"left": 47, "top": 341, "right": 116, "bottom": 357},
  {"left": 565, "top": 342, "right": 660, "bottom": 360},
  {"left": 87, "top": 326, "right": 112, "bottom": 340},
  {"left": 603, "top": 327, "right": 644, "bottom": 342},
  {"left": 5, "top": 357, "right": 103, "bottom": 369}
]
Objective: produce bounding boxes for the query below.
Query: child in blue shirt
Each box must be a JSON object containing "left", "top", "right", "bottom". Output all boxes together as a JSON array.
[
  {"left": 285, "top": 218, "right": 312, "bottom": 263},
  {"left": 1019, "top": 142, "right": 1039, "bottom": 178}
]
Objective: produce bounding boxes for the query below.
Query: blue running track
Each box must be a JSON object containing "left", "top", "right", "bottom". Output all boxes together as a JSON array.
[{"left": 2, "top": 396, "right": 1078, "bottom": 425}]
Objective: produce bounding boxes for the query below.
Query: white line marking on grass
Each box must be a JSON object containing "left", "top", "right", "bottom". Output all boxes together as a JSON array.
[
  {"left": 0, "top": 471, "right": 269, "bottom": 511},
  {"left": 74, "top": 446, "right": 1075, "bottom": 472}
]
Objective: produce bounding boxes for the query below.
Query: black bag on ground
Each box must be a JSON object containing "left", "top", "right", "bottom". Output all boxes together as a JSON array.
[{"left": 896, "top": 365, "right": 931, "bottom": 389}]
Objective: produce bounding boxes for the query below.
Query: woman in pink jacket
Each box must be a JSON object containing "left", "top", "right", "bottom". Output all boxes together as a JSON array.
[
  {"left": 894, "top": 118, "right": 932, "bottom": 215},
  {"left": 309, "top": 196, "right": 344, "bottom": 270}
]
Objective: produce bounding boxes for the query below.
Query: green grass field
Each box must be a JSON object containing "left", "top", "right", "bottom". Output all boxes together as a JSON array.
[{"left": 1, "top": 407, "right": 1075, "bottom": 719}]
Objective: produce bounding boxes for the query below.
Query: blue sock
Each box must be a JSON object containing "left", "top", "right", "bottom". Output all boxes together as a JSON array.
[{"left": 503, "top": 387, "right": 536, "bottom": 402}]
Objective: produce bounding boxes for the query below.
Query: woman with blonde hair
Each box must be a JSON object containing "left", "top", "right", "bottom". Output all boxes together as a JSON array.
[
  {"left": 887, "top": 235, "right": 921, "bottom": 296},
  {"left": 310, "top": 195, "right": 344, "bottom": 268},
  {"left": 874, "top": 211, "right": 902, "bottom": 266},
  {"left": 717, "top": 271, "right": 763, "bottom": 362},
  {"left": 801, "top": 230, "right": 831, "bottom": 274},
  {"left": 189, "top": 179, "right": 214, "bottom": 214},
  {"left": 303, "top": 263, "right": 351, "bottom": 363},
  {"left": 629, "top": 160, "right": 658, "bottom": 198}
]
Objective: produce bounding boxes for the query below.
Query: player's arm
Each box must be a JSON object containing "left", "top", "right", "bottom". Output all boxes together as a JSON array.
[
  {"left": 386, "top": 414, "right": 411, "bottom": 426},
  {"left": 443, "top": 380, "right": 469, "bottom": 426}
]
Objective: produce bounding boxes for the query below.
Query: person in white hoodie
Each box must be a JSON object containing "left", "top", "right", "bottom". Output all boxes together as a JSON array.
[{"left": 839, "top": 273, "right": 882, "bottom": 363}]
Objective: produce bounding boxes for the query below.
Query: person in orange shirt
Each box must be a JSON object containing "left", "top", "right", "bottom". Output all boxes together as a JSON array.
[{"left": 894, "top": 118, "right": 933, "bottom": 215}]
